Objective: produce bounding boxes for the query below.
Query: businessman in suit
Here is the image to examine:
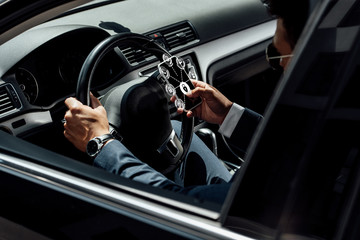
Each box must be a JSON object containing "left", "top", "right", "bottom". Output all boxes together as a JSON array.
[{"left": 63, "top": 0, "right": 310, "bottom": 203}]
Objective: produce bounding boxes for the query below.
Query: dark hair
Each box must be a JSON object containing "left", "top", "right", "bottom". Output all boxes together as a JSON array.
[{"left": 263, "top": 0, "right": 309, "bottom": 48}]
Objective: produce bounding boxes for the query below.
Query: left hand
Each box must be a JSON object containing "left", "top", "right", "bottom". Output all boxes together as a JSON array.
[{"left": 63, "top": 93, "right": 110, "bottom": 152}]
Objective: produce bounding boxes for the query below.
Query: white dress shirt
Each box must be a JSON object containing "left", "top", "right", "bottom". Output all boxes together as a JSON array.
[{"left": 218, "top": 103, "right": 245, "bottom": 138}]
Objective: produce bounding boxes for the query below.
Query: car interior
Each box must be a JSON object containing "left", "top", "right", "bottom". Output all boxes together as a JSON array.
[{"left": 0, "top": 0, "right": 278, "bottom": 168}]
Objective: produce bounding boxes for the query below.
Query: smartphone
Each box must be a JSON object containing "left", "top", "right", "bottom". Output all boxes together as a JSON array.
[{"left": 158, "top": 55, "right": 202, "bottom": 111}]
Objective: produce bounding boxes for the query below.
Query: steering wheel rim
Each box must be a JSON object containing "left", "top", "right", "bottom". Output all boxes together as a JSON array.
[{"left": 76, "top": 32, "right": 194, "bottom": 175}]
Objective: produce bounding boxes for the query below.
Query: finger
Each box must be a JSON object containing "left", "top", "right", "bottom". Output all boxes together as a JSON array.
[
  {"left": 64, "top": 129, "right": 86, "bottom": 152},
  {"left": 191, "top": 80, "right": 207, "bottom": 88},
  {"left": 63, "top": 108, "right": 81, "bottom": 124},
  {"left": 64, "top": 97, "right": 75, "bottom": 109},
  {"left": 177, "top": 108, "right": 184, "bottom": 114},
  {"left": 64, "top": 121, "right": 88, "bottom": 143},
  {"left": 90, "top": 92, "right": 102, "bottom": 109},
  {"left": 64, "top": 97, "right": 82, "bottom": 110},
  {"left": 63, "top": 126, "right": 77, "bottom": 142},
  {"left": 186, "top": 110, "right": 194, "bottom": 118},
  {"left": 63, "top": 128, "right": 73, "bottom": 140},
  {"left": 190, "top": 86, "right": 208, "bottom": 99},
  {"left": 64, "top": 110, "right": 72, "bottom": 123},
  {"left": 63, "top": 121, "right": 78, "bottom": 136}
]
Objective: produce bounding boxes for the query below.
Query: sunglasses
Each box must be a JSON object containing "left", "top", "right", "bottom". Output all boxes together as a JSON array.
[{"left": 266, "top": 43, "right": 293, "bottom": 71}]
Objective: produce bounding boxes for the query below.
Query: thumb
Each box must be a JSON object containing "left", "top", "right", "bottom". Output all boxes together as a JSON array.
[
  {"left": 190, "top": 87, "right": 206, "bottom": 99},
  {"left": 90, "top": 92, "right": 102, "bottom": 109}
]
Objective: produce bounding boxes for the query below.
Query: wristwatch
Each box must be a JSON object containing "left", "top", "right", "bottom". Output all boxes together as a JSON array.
[{"left": 86, "top": 133, "right": 114, "bottom": 158}]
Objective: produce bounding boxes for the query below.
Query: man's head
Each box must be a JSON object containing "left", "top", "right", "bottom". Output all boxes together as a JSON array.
[
  {"left": 265, "top": 0, "right": 309, "bottom": 48},
  {"left": 263, "top": 0, "right": 309, "bottom": 70}
]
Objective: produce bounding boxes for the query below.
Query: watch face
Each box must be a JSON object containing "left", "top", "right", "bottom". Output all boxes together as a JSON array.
[{"left": 86, "top": 139, "right": 99, "bottom": 157}]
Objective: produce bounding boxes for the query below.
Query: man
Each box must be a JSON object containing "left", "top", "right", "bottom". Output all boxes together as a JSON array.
[
  {"left": 177, "top": 0, "right": 309, "bottom": 141},
  {"left": 63, "top": 0, "right": 310, "bottom": 203}
]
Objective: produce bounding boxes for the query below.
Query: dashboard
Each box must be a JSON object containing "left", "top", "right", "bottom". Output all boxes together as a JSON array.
[
  {"left": 3, "top": 27, "right": 122, "bottom": 107},
  {"left": 0, "top": 0, "right": 275, "bottom": 144}
]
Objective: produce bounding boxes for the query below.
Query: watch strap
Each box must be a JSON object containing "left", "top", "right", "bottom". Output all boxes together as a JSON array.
[{"left": 96, "top": 133, "right": 115, "bottom": 143}]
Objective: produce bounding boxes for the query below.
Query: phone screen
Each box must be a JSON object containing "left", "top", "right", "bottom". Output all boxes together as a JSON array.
[{"left": 158, "top": 55, "right": 202, "bottom": 111}]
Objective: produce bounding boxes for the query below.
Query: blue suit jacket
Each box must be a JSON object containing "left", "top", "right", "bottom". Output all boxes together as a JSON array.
[{"left": 94, "top": 108, "right": 262, "bottom": 203}]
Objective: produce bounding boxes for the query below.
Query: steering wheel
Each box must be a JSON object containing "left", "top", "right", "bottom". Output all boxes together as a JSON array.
[{"left": 76, "top": 32, "right": 194, "bottom": 175}]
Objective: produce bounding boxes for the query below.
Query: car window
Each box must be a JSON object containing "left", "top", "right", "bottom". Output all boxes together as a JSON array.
[{"left": 222, "top": 1, "right": 360, "bottom": 239}]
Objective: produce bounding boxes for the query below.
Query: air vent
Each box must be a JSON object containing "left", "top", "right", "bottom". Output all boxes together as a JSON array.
[
  {"left": 120, "top": 21, "right": 198, "bottom": 66},
  {"left": 120, "top": 47, "right": 154, "bottom": 65},
  {"left": 162, "top": 22, "right": 198, "bottom": 50},
  {"left": 0, "top": 84, "right": 21, "bottom": 116}
]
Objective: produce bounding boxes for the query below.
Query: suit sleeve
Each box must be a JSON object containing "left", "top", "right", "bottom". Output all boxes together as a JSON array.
[
  {"left": 227, "top": 108, "right": 263, "bottom": 153},
  {"left": 219, "top": 105, "right": 263, "bottom": 155},
  {"left": 94, "top": 140, "right": 231, "bottom": 203}
]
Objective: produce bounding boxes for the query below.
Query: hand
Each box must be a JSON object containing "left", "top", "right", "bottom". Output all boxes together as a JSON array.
[
  {"left": 173, "top": 80, "right": 233, "bottom": 125},
  {"left": 63, "top": 93, "right": 110, "bottom": 152}
]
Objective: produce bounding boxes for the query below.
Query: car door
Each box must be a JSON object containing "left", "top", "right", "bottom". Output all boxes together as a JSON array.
[{"left": 221, "top": 0, "right": 360, "bottom": 239}]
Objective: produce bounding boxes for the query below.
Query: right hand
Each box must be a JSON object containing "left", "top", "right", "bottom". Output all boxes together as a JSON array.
[
  {"left": 173, "top": 80, "right": 233, "bottom": 125},
  {"left": 63, "top": 93, "right": 110, "bottom": 152}
]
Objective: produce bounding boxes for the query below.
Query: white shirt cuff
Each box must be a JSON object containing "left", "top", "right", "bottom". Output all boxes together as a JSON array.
[{"left": 218, "top": 103, "right": 245, "bottom": 138}]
